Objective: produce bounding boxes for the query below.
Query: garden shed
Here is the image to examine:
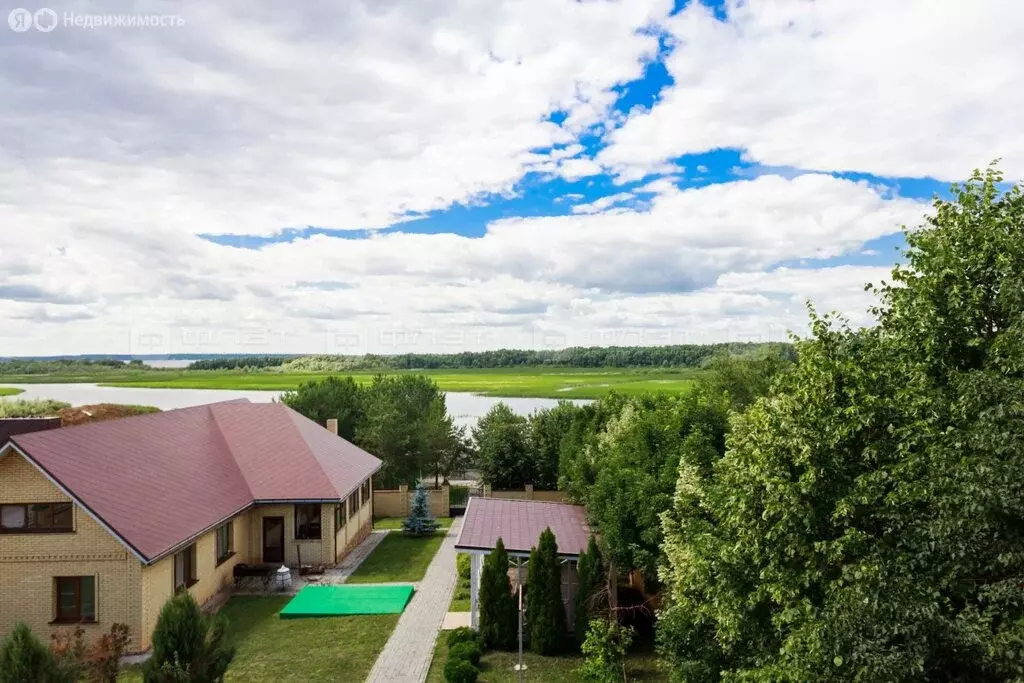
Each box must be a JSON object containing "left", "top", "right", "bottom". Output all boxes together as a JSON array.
[{"left": 454, "top": 498, "right": 591, "bottom": 630}]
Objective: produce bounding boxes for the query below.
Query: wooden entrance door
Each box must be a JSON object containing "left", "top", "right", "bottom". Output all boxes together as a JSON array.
[{"left": 262, "top": 516, "right": 285, "bottom": 564}]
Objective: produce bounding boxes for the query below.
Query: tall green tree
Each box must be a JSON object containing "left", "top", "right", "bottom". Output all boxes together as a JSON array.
[
  {"left": 529, "top": 402, "right": 586, "bottom": 490},
  {"left": 280, "top": 376, "right": 363, "bottom": 440},
  {"left": 658, "top": 165, "right": 1024, "bottom": 681},
  {"left": 142, "top": 592, "right": 234, "bottom": 683},
  {"left": 574, "top": 535, "right": 605, "bottom": 648},
  {"left": 527, "top": 527, "right": 566, "bottom": 655},
  {"left": 479, "top": 538, "right": 517, "bottom": 650},
  {"left": 473, "top": 403, "right": 534, "bottom": 489},
  {"left": 356, "top": 374, "right": 449, "bottom": 488}
]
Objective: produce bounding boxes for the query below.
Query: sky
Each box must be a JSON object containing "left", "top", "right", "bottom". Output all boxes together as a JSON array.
[{"left": 0, "top": 0, "right": 1022, "bottom": 357}]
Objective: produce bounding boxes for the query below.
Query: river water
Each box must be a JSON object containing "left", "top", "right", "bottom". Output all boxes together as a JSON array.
[{"left": 0, "top": 383, "right": 584, "bottom": 430}]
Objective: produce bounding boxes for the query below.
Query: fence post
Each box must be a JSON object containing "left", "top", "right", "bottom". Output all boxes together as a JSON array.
[
  {"left": 483, "top": 484, "right": 492, "bottom": 498},
  {"left": 442, "top": 484, "right": 450, "bottom": 515},
  {"left": 525, "top": 484, "right": 534, "bottom": 500},
  {"left": 399, "top": 484, "right": 409, "bottom": 516}
]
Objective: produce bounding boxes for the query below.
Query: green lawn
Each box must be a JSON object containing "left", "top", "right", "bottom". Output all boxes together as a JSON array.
[
  {"left": 1, "top": 367, "right": 702, "bottom": 399},
  {"left": 119, "top": 596, "right": 398, "bottom": 682},
  {"left": 426, "top": 638, "right": 668, "bottom": 682},
  {"left": 0, "top": 387, "right": 24, "bottom": 397},
  {"left": 346, "top": 531, "right": 447, "bottom": 583},
  {"left": 373, "top": 516, "right": 453, "bottom": 531}
]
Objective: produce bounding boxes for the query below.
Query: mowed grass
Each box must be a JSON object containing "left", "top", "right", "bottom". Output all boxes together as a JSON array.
[
  {"left": 119, "top": 596, "right": 398, "bottom": 683},
  {"left": 0, "top": 387, "right": 24, "bottom": 397},
  {"left": 426, "top": 638, "right": 668, "bottom": 682},
  {"left": 346, "top": 531, "right": 447, "bottom": 583},
  {"left": 373, "top": 516, "right": 453, "bottom": 531}
]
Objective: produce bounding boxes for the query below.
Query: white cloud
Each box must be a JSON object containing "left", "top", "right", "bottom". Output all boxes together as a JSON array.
[{"left": 600, "top": 0, "right": 1024, "bottom": 181}]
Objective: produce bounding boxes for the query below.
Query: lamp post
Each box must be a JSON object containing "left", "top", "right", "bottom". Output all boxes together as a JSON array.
[{"left": 515, "top": 558, "right": 526, "bottom": 681}]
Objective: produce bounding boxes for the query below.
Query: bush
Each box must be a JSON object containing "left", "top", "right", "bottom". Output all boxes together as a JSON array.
[
  {"left": 445, "top": 627, "right": 479, "bottom": 649},
  {"left": 457, "top": 552, "right": 471, "bottom": 581},
  {"left": 142, "top": 592, "right": 234, "bottom": 683},
  {"left": 0, "top": 398, "right": 71, "bottom": 418},
  {"left": 85, "top": 623, "right": 132, "bottom": 683},
  {"left": 0, "top": 622, "right": 62, "bottom": 683},
  {"left": 579, "top": 619, "right": 633, "bottom": 683},
  {"left": 443, "top": 657, "right": 479, "bottom": 683},
  {"left": 448, "top": 640, "right": 482, "bottom": 667},
  {"left": 479, "top": 538, "right": 517, "bottom": 650},
  {"left": 527, "top": 527, "right": 566, "bottom": 655}
]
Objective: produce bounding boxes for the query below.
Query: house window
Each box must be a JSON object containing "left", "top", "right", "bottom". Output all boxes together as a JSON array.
[
  {"left": 361, "top": 480, "right": 371, "bottom": 505},
  {"left": 335, "top": 503, "right": 346, "bottom": 532},
  {"left": 348, "top": 491, "right": 359, "bottom": 517},
  {"left": 295, "top": 504, "right": 321, "bottom": 540},
  {"left": 173, "top": 544, "right": 197, "bottom": 591},
  {"left": 215, "top": 522, "right": 233, "bottom": 565},
  {"left": 0, "top": 503, "right": 73, "bottom": 533},
  {"left": 54, "top": 576, "right": 95, "bottom": 623}
]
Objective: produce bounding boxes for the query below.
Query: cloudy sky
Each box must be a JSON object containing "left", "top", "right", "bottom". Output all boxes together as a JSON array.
[{"left": 1, "top": 0, "right": 1021, "bottom": 356}]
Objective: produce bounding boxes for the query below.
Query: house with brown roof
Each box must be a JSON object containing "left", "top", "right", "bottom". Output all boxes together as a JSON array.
[
  {"left": 0, "top": 400, "right": 381, "bottom": 652},
  {"left": 454, "top": 497, "right": 592, "bottom": 632}
]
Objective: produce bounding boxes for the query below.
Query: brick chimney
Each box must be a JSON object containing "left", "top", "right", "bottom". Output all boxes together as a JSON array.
[{"left": 326, "top": 418, "right": 338, "bottom": 435}]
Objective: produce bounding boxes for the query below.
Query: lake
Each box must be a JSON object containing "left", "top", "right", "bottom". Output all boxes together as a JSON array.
[{"left": 0, "top": 383, "right": 586, "bottom": 429}]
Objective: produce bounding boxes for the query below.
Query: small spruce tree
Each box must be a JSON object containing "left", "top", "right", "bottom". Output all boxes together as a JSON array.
[
  {"left": 142, "top": 592, "right": 234, "bottom": 683},
  {"left": 527, "top": 527, "right": 566, "bottom": 655},
  {"left": 479, "top": 537, "right": 517, "bottom": 650},
  {"left": 574, "top": 535, "right": 605, "bottom": 648},
  {"left": 402, "top": 483, "right": 441, "bottom": 536},
  {"left": 0, "top": 622, "right": 62, "bottom": 683}
]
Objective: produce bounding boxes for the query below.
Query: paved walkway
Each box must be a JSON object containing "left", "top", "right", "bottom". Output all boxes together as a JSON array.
[{"left": 366, "top": 518, "right": 463, "bottom": 683}]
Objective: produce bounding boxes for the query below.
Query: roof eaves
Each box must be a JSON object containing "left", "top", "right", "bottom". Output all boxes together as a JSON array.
[
  {"left": 4, "top": 440, "right": 150, "bottom": 564},
  {"left": 147, "top": 500, "right": 256, "bottom": 565}
]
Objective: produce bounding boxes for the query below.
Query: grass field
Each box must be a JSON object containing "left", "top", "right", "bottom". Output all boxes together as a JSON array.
[
  {"left": 426, "top": 637, "right": 668, "bottom": 682},
  {"left": 119, "top": 596, "right": 398, "bottom": 682},
  {"left": 0, "top": 387, "right": 24, "bottom": 397},
  {"left": 373, "top": 516, "right": 453, "bottom": 531},
  {"left": 0, "top": 367, "right": 701, "bottom": 399},
  {"left": 346, "top": 530, "right": 447, "bottom": 583}
]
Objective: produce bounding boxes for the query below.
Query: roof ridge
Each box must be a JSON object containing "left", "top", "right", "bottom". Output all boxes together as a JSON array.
[
  {"left": 207, "top": 403, "right": 257, "bottom": 502},
  {"left": 282, "top": 405, "right": 346, "bottom": 499}
]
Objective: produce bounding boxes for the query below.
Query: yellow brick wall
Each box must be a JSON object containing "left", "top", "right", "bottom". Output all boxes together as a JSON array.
[
  {"left": 247, "top": 503, "right": 334, "bottom": 567},
  {"left": 139, "top": 512, "right": 250, "bottom": 650},
  {"left": 335, "top": 494, "right": 372, "bottom": 560},
  {"left": 0, "top": 449, "right": 144, "bottom": 651},
  {"left": 373, "top": 485, "right": 448, "bottom": 518}
]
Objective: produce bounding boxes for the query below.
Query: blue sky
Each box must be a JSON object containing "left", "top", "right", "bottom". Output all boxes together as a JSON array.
[{"left": 0, "top": 0, "right": 1019, "bottom": 355}]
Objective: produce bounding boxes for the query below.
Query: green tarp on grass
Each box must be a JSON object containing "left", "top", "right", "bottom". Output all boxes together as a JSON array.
[{"left": 279, "top": 585, "right": 415, "bottom": 619}]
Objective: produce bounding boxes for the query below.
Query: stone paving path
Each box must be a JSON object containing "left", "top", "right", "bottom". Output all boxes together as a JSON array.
[{"left": 366, "top": 517, "right": 463, "bottom": 683}]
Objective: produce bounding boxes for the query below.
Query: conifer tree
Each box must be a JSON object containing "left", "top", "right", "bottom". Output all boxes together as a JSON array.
[
  {"left": 527, "top": 527, "right": 566, "bottom": 654},
  {"left": 478, "top": 537, "right": 517, "bottom": 650},
  {"left": 402, "top": 483, "right": 440, "bottom": 536},
  {"left": 574, "top": 535, "right": 604, "bottom": 648}
]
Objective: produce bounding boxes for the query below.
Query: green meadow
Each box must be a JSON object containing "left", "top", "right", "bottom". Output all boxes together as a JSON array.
[{"left": 0, "top": 367, "right": 701, "bottom": 399}]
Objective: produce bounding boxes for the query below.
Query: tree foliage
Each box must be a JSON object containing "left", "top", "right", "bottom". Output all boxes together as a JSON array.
[
  {"left": 579, "top": 618, "right": 634, "bottom": 683},
  {"left": 142, "top": 592, "right": 234, "bottom": 683},
  {"left": 657, "top": 165, "right": 1024, "bottom": 681},
  {"left": 473, "top": 403, "right": 533, "bottom": 489},
  {"left": 280, "top": 376, "right": 363, "bottom": 440},
  {"left": 479, "top": 538, "right": 517, "bottom": 650},
  {"left": 402, "top": 483, "right": 440, "bottom": 536},
  {"left": 0, "top": 623, "right": 62, "bottom": 683},
  {"left": 574, "top": 536, "right": 606, "bottom": 648},
  {"left": 527, "top": 527, "right": 566, "bottom": 655}
]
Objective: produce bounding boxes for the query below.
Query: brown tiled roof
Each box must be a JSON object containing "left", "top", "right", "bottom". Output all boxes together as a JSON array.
[
  {"left": 455, "top": 498, "right": 590, "bottom": 557},
  {"left": 7, "top": 400, "right": 381, "bottom": 563}
]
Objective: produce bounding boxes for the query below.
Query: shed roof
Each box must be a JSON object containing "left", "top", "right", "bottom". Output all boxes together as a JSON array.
[
  {"left": 454, "top": 498, "right": 589, "bottom": 558},
  {"left": 5, "top": 400, "right": 381, "bottom": 563}
]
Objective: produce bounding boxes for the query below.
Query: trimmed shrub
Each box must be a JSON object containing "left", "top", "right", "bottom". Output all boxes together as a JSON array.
[
  {"left": 443, "top": 657, "right": 480, "bottom": 683},
  {"left": 579, "top": 618, "right": 633, "bottom": 683},
  {"left": 142, "top": 592, "right": 234, "bottom": 683},
  {"left": 479, "top": 538, "right": 517, "bottom": 650},
  {"left": 448, "top": 640, "right": 482, "bottom": 667},
  {"left": 445, "top": 627, "right": 479, "bottom": 649},
  {"left": 527, "top": 527, "right": 566, "bottom": 655},
  {"left": 0, "top": 622, "right": 62, "bottom": 683}
]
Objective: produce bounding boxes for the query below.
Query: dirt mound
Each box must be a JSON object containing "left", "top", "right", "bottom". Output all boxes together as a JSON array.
[{"left": 58, "top": 403, "right": 160, "bottom": 426}]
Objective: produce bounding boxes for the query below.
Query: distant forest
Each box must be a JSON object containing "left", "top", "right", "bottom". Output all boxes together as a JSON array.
[{"left": 190, "top": 342, "right": 795, "bottom": 371}]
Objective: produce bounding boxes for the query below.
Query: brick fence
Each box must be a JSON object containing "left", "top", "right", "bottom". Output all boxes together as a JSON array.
[{"left": 373, "top": 484, "right": 567, "bottom": 518}]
